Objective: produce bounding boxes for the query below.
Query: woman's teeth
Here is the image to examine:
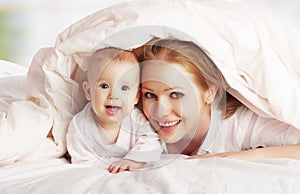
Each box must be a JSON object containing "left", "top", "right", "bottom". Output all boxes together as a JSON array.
[{"left": 159, "top": 120, "right": 180, "bottom": 127}]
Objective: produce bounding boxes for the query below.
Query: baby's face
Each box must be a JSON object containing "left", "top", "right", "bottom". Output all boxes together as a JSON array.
[{"left": 89, "top": 61, "right": 140, "bottom": 125}]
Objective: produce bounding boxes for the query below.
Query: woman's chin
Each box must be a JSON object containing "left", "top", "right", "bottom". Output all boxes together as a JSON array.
[{"left": 158, "top": 132, "right": 182, "bottom": 144}]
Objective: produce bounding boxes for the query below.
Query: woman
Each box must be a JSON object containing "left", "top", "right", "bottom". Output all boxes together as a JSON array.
[{"left": 138, "top": 38, "right": 300, "bottom": 162}]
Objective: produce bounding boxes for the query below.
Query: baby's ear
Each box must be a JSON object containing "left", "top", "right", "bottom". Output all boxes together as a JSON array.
[
  {"left": 82, "top": 81, "right": 92, "bottom": 101},
  {"left": 204, "top": 85, "right": 218, "bottom": 104}
]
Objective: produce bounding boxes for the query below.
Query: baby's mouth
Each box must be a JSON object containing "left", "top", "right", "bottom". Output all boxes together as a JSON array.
[{"left": 105, "top": 105, "right": 121, "bottom": 116}]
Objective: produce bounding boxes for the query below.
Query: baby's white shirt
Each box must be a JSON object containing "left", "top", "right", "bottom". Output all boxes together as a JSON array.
[{"left": 66, "top": 103, "right": 162, "bottom": 167}]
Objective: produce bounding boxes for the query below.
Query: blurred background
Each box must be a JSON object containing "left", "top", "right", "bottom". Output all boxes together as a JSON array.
[
  {"left": 0, "top": 0, "right": 299, "bottom": 67},
  {"left": 0, "top": 0, "right": 128, "bottom": 67}
]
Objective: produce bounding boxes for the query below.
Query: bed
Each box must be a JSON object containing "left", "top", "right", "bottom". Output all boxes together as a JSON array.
[{"left": 1, "top": 0, "right": 300, "bottom": 193}]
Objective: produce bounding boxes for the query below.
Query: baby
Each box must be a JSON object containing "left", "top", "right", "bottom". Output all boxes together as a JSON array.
[{"left": 67, "top": 48, "right": 162, "bottom": 174}]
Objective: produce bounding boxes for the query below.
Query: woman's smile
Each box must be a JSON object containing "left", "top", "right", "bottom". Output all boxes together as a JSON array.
[{"left": 158, "top": 120, "right": 181, "bottom": 133}]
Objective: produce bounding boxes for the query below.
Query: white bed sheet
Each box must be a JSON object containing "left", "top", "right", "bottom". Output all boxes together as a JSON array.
[{"left": 1, "top": 156, "right": 300, "bottom": 194}]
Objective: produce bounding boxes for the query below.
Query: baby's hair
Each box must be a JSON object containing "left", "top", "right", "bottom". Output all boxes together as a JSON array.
[
  {"left": 85, "top": 47, "right": 138, "bottom": 84},
  {"left": 137, "top": 37, "right": 242, "bottom": 118}
]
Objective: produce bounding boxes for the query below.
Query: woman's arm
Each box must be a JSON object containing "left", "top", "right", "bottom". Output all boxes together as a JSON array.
[
  {"left": 187, "top": 143, "right": 300, "bottom": 162},
  {"left": 189, "top": 108, "right": 300, "bottom": 162}
]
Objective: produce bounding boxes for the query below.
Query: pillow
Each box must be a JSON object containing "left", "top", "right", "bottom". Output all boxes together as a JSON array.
[
  {"left": 0, "top": 60, "right": 27, "bottom": 77},
  {"left": 0, "top": 60, "right": 27, "bottom": 112}
]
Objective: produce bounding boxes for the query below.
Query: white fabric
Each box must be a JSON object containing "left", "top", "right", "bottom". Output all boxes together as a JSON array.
[
  {"left": 0, "top": 60, "right": 27, "bottom": 77},
  {"left": 67, "top": 103, "right": 162, "bottom": 167},
  {"left": 0, "top": 0, "right": 299, "bottom": 166},
  {"left": 0, "top": 60, "right": 27, "bottom": 112},
  {"left": 0, "top": 61, "right": 53, "bottom": 165},
  {"left": 1, "top": 157, "right": 300, "bottom": 194},
  {"left": 198, "top": 106, "right": 300, "bottom": 155},
  {"left": 0, "top": 76, "right": 26, "bottom": 113}
]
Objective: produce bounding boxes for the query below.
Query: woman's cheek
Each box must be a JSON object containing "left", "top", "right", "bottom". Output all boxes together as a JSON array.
[{"left": 142, "top": 100, "right": 152, "bottom": 120}]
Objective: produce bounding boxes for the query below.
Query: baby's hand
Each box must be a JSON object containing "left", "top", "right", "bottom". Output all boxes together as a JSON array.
[{"left": 108, "top": 159, "right": 146, "bottom": 174}]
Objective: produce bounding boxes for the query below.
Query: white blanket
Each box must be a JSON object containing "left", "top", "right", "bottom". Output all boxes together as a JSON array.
[
  {"left": 0, "top": 0, "right": 299, "bottom": 169},
  {"left": 1, "top": 156, "right": 300, "bottom": 193}
]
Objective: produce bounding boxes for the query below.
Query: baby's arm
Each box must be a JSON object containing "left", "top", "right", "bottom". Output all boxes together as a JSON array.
[
  {"left": 66, "top": 118, "right": 119, "bottom": 168},
  {"left": 108, "top": 117, "right": 162, "bottom": 173},
  {"left": 122, "top": 123, "right": 163, "bottom": 164},
  {"left": 105, "top": 110, "right": 163, "bottom": 173},
  {"left": 108, "top": 159, "right": 146, "bottom": 174},
  {"left": 107, "top": 124, "right": 161, "bottom": 174}
]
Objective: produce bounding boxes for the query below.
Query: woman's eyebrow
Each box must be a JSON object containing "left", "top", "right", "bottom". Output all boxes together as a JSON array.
[
  {"left": 164, "top": 87, "right": 184, "bottom": 92},
  {"left": 141, "top": 86, "right": 154, "bottom": 91},
  {"left": 141, "top": 86, "right": 184, "bottom": 92}
]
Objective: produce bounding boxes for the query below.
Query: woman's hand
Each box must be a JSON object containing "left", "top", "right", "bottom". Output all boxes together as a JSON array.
[
  {"left": 186, "top": 149, "right": 265, "bottom": 162},
  {"left": 187, "top": 144, "right": 300, "bottom": 162},
  {"left": 108, "top": 159, "right": 146, "bottom": 174}
]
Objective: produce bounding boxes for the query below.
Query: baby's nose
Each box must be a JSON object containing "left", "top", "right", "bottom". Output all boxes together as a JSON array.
[{"left": 108, "top": 88, "right": 119, "bottom": 100}]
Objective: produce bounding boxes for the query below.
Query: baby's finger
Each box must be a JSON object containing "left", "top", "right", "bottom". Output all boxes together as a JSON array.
[
  {"left": 110, "top": 165, "right": 120, "bottom": 174},
  {"left": 108, "top": 164, "right": 115, "bottom": 172},
  {"left": 128, "top": 165, "right": 134, "bottom": 171},
  {"left": 118, "top": 166, "right": 127, "bottom": 173}
]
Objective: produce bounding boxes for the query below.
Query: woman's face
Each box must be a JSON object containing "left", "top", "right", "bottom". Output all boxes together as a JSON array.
[{"left": 141, "top": 61, "right": 212, "bottom": 144}]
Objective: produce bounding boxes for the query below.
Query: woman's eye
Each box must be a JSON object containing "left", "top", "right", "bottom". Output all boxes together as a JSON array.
[
  {"left": 143, "top": 92, "right": 157, "bottom": 99},
  {"left": 121, "top": 85, "right": 130, "bottom": 91},
  {"left": 99, "top": 83, "right": 109, "bottom": 89},
  {"left": 170, "top": 92, "right": 184, "bottom": 99}
]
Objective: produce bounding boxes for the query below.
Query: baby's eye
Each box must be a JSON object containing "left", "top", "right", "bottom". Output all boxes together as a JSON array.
[
  {"left": 170, "top": 92, "right": 184, "bottom": 99},
  {"left": 121, "top": 85, "right": 130, "bottom": 91},
  {"left": 143, "top": 92, "right": 157, "bottom": 99},
  {"left": 99, "top": 83, "right": 109, "bottom": 89}
]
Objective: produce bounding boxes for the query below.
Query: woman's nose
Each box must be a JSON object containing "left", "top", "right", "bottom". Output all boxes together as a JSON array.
[{"left": 149, "top": 98, "right": 172, "bottom": 118}]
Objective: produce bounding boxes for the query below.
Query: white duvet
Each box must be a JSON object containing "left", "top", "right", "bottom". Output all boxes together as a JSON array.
[
  {"left": 1, "top": 156, "right": 300, "bottom": 193},
  {"left": 0, "top": 0, "right": 300, "bottom": 193}
]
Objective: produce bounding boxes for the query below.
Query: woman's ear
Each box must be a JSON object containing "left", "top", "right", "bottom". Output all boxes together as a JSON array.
[
  {"left": 204, "top": 85, "right": 218, "bottom": 104},
  {"left": 82, "top": 81, "right": 92, "bottom": 101}
]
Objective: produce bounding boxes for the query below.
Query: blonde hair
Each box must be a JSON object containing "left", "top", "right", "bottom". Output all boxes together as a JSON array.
[
  {"left": 136, "top": 38, "right": 242, "bottom": 118},
  {"left": 85, "top": 47, "right": 138, "bottom": 84}
]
